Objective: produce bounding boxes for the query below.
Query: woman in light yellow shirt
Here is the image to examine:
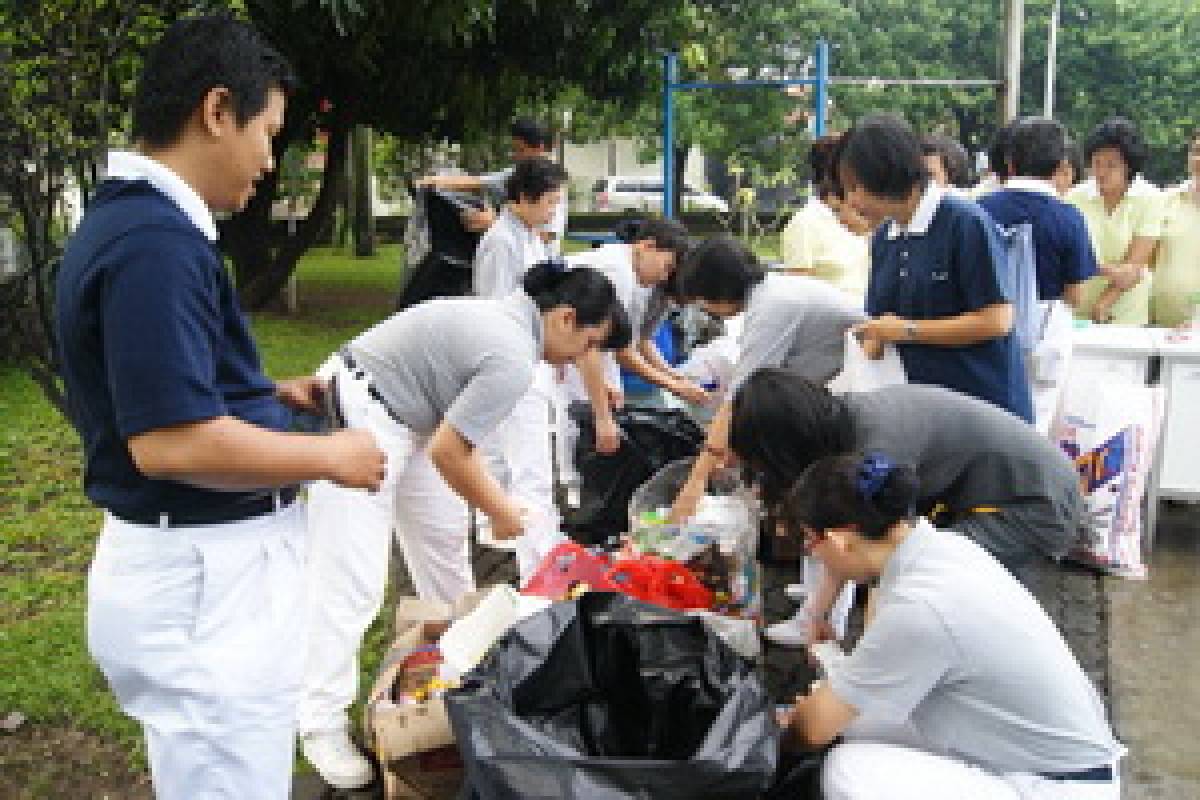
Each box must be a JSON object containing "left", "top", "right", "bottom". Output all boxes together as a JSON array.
[
  {"left": 781, "top": 135, "right": 870, "bottom": 300},
  {"left": 1067, "top": 118, "right": 1163, "bottom": 325},
  {"left": 1152, "top": 129, "right": 1200, "bottom": 327}
]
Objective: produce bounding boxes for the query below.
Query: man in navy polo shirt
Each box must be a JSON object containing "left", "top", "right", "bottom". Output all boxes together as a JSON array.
[
  {"left": 837, "top": 114, "right": 1033, "bottom": 423},
  {"left": 978, "top": 118, "right": 1098, "bottom": 432},
  {"left": 54, "top": 16, "right": 384, "bottom": 799}
]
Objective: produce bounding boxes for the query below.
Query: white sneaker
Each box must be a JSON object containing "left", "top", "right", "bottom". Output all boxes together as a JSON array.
[
  {"left": 784, "top": 583, "right": 808, "bottom": 604},
  {"left": 764, "top": 610, "right": 812, "bottom": 648},
  {"left": 301, "top": 728, "right": 373, "bottom": 790}
]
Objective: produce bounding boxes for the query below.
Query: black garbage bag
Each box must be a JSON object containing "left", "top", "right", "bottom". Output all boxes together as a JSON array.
[
  {"left": 564, "top": 404, "right": 704, "bottom": 544},
  {"left": 445, "top": 592, "right": 779, "bottom": 800},
  {"left": 396, "top": 187, "right": 484, "bottom": 310},
  {"left": 763, "top": 747, "right": 830, "bottom": 800}
]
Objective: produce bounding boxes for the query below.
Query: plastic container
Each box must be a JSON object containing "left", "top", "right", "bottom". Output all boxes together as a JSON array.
[{"left": 627, "top": 458, "right": 761, "bottom": 621}]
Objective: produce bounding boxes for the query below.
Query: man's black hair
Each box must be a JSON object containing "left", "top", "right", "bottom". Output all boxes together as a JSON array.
[
  {"left": 839, "top": 114, "right": 929, "bottom": 201},
  {"left": 1009, "top": 118, "right": 1068, "bottom": 179},
  {"left": 675, "top": 235, "right": 766, "bottom": 305},
  {"left": 728, "top": 368, "right": 855, "bottom": 510},
  {"left": 523, "top": 262, "right": 632, "bottom": 350},
  {"left": 510, "top": 118, "right": 554, "bottom": 151},
  {"left": 628, "top": 217, "right": 690, "bottom": 262},
  {"left": 920, "top": 133, "right": 973, "bottom": 188},
  {"left": 132, "top": 14, "right": 297, "bottom": 150},
  {"left": 987, "top": 119, "right": 1021, "bottom": 180},
  {"left": 779, "top": 453, "right": 920, "bottom": 542},
  {"left": 504, "top": 157, "right": 568, "bottom": 203},
  {"left": 1083, "top": 117, "right": 1148, "bottom": 179}
]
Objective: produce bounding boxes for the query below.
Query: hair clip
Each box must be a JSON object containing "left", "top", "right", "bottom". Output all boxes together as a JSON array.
[
  {"left": 855, "top": 451, "right": 894, "bottom": 501},
  {"left": 541, "top": 257, "right": 569, "bottom": 274}
]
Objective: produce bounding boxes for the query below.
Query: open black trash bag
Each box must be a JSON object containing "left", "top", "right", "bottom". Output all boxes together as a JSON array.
[
  {"left": 445, "top": 592, "right": 779, "bottom": 800},
  {"left": 396, "top": 187, "right": 484, "bottom": 310},
  {"left": 563, "top": 404, "right": 704, "bottom": 544}
]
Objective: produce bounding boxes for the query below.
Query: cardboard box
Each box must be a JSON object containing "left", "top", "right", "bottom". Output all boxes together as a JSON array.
[{"left": 365, "top": 594, "right": 476, "bottom": 799}]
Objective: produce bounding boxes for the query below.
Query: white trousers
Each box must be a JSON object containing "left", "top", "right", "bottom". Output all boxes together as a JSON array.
[
  {"left": 87, "top": 503, "right": 308, "bottom": 800},
  {"left": 486, "top": 362, "right": 565, "bottom": 581},
  {"left": 298, "top": 355, "right": 470, "bottom": 735},
  {"left": 823, "top": 720, "right": 1120, "bottom": 800}
]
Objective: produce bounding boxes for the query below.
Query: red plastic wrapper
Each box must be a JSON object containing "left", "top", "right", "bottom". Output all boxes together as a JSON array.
[
  {"left": 521, "top": 541, "right": 620, "bottom": 600},
  {"left": 605, "top": 555, "right": 715, "bottom": 611}
]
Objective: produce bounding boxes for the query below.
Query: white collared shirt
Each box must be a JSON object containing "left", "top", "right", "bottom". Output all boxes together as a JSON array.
[
  {"left": 1002, "top": 177, "right": 1059, "bottom": 198},
  {"left": 105, "top": 151, "right": 218, "bottom": 241},
  {"left": 885, "top": 183, "right": 946, "bottom": 239}
]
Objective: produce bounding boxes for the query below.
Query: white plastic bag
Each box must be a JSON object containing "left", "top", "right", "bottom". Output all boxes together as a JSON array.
[
  {"left": 827, "top": 331, "right": 906, "bottom": 395},
  {"left": 1052, "top": 376, "right": 1163, "bottom": 578}
]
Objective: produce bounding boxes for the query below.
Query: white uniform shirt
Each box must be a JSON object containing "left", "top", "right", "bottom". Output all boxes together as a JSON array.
[
  {"left": 472, "top": 206, "right": 550, "bottom": 298},
  {"left": 566, "top": 243, "right": 643, "bottom": 389},
  {"left": 829, "top": 518, "right": 1124, "bottom": 775}
]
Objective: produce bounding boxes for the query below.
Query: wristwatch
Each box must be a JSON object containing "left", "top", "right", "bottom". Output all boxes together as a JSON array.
[{"left": 904, "top": 320, "right": 919, "bottom": 341}]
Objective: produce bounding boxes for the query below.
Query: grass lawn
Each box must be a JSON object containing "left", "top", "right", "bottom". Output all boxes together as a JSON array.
[{"left": 0, "top": 233, "right": 777, "bottom": 792}]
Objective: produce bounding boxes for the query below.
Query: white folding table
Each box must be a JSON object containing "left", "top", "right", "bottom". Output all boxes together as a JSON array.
[{"left": 1146, "top": 328, "right": 1200, "bottom": 548}]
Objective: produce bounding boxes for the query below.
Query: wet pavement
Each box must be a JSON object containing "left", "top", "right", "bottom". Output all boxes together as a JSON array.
[{"left": 1109, "top": 502, "right": 1200, "bottom": 800}]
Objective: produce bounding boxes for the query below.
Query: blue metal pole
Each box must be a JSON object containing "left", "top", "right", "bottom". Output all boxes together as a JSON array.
[
  {"left": 663, "top": 51, "right": 678, "bottom": 219},
  {"left": 814, "top": 39, "right": 829, "bottom": 137}
]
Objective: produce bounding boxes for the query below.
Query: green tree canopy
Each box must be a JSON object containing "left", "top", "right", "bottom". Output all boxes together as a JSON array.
[{"left": 226, "top": 0, "right": 707, "bottom": 308}]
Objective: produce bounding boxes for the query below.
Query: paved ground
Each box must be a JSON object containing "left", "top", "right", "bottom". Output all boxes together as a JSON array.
[
  {"left": 1109, "top": 503, "right": 1200, "bottom": 800},
  {"left": 295, "top": 504, "right": 1200, "bottom": 799}
]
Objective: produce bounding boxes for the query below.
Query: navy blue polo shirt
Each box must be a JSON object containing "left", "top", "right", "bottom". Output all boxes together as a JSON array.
[
  {"left": 55, "top": 179, "right": 293, "bottom": 520},
  {"left": 868, "top": 190, "right": 1033, "bottom": 423},
  {"left": 977, "top": 182, "right": 1098, "bottom": 301}
]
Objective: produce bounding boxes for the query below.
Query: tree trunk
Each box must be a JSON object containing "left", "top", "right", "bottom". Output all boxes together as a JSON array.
[
  {"left": 224, "top": 122, "right": 350, "bottom": 310},
  {"left": 351, "top": 126, "right": 376, "bottom": 257}
]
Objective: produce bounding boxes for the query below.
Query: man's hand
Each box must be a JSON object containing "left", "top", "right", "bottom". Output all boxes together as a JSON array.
[
  {"left": 669, "top": 481, "right": 704, "bottom": 523},
  {"left": 851, "top": 323, "right": 887, "bottom": 360},
  {"left": 487, "top": 501, "right": 528, "bottom": 541},
  {"left": 854, "top": 314, "right": 908, "bottom": 346},
  {"left": 325, "top": 429, "right": 386, "bottom": 492},
  {"left": 276, "top": 377, "right": 328, "bottom": 414},
  {"left": 800, "top": 615, "right": 838, "bottom": 655},
  {"left": 606, "top": 385, "right": 625, "bottom": 411},
  {"left": 1109, "top": 263, "right": 1145, "bottom": 292},
  {"left": 669, "top": 378, "right": 713, "bottom": 407},
  {"left": 595, "top": 416, "right": 621, "bottom": 455},
  {"left": 1090, "top": 293, "right": 1118, "bottom": 324},
  {"left": 463, "top": 206, "right": 496, "bottom": 233}
]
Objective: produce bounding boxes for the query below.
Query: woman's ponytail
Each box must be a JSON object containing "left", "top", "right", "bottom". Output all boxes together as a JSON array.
[{"left": 522, "top": 260, "right": 633, "bottom": 350}]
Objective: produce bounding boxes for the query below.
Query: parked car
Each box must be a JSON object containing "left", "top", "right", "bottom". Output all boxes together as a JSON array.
[{"left": 591, "top": 176, "right": 729, "bottom": 213}]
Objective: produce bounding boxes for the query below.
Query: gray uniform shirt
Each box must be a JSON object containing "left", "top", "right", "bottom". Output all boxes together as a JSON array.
[
  {"left": 472, "top": 207, "right": 550, "bottom": 298},
  {"left": 731, "top": 273, "right": 866, "bottom": 391},
  {"left": 348, "top": 293, "right": 542, "bottom": 444},
  {"left": 829, "top": 518, "right": 1123, "bottom": 775},
  {"left": 845, "top": 384, "right": 1082, "bottom": 556}
]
